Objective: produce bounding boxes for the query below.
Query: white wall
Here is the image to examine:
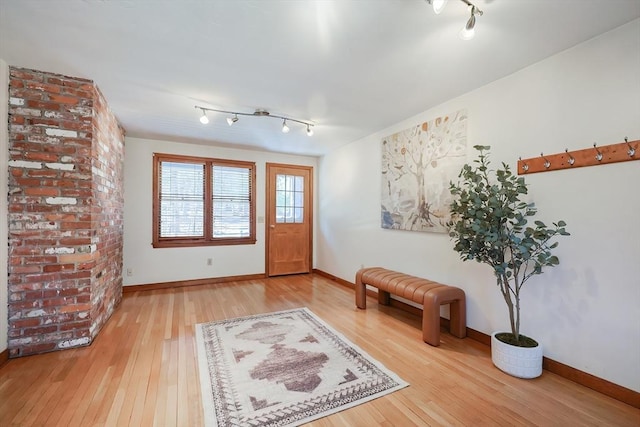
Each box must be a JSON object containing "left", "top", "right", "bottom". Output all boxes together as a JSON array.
[
  {"left": 123, "top": 137, "right": 318, "bottom": 286},
  {"left": 0, "top": 59, "right": 8, "bottom": 354},
  {"left": 317, "top": 20, "right": 640, "bottom": 392}
]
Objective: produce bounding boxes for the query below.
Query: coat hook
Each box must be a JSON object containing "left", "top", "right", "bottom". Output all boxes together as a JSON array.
[
  {"left": 519, "top": 156, "right": 529, "bottom": 172},
  {"left": 540, "top": 152, "right": 550, "bottom": 169},
  {"left": 565, "top": 148, "right": 575, "bottom": 165},
  {"left": 593, "top": 143, "right": 603, "bottom": 161},
  {"left": 625, "top": 137, "right": 636, "bottom": 157}
]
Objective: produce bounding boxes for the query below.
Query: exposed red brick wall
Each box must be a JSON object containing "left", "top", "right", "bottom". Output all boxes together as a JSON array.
[
  {"left": 7, "top": 67, "right": 125, "bottom": 357},
  {"left": 89, "top": 86, "right": 124, "bottom": 338}
]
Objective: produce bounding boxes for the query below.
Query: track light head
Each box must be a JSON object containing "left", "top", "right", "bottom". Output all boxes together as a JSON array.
[
  {"left": 199, "top": 109, "right": 209, "bottom": 124},
  {"left": 459, "top": 13, "right": 476, "bottom": 40},
  {"left": 459, "top": 4, "right": 481, "bottom": 40},
  {"left": 227, "top": 114, "right": 239, "bottom": 126},
  {"left": 429, "top": 0, "right": 448, "bottom": 14},
  {"left": 427, "top": 0, "right": 483, "bottom": 40},
  {"left": 282, "top": 119, "right": 290, "bottom": 133},
  {"left": 306, "top": 125, "right": 314, "bottom": 136}
]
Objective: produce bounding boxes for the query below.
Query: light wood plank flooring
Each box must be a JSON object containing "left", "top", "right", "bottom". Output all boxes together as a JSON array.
[{"left": 1, "top": 274, "right": 638, "bottom": 426}]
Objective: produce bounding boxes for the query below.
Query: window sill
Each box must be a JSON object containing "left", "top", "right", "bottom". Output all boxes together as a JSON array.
[{"left": 152, "top": 238, "right": 257, "bottom": 248}]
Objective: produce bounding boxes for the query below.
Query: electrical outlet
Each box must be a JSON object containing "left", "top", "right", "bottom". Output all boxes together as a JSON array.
[
  {"left": 207, "top": 258, "right": 213, "bottom": 266},
  {"left": 126, "top": 268, "right": 133, "bottom": 276}
]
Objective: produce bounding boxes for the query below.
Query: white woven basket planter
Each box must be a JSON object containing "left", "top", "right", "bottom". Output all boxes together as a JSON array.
[{"left": 491, "top": 332, "right": 543, "bottom": 379}]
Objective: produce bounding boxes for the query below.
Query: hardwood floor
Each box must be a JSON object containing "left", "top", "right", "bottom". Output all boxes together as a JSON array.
[{"left": 1, "top": 274, "right": 638, "bottom": 426}]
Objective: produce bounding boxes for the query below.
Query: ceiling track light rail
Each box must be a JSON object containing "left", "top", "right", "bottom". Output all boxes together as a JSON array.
[
  {"left": 195, "top": 105, "right": 315, "bottom": 136},
  {"left": 426, "top": 0, "right": 483, "bottom": 40}
]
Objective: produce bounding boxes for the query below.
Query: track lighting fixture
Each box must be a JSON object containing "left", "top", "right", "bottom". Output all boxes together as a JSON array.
[
  {"left": 194, "top": 105, "right": 314, "bottom": 136},
  {"left": 426, "top": 0, "right": 483, "bottom": 40},
  {"left": 226, "top": 113, "right": 239, "bottom": 126},
  {"left": 199, "top": 108, "right": 209, "bottom": 124}
]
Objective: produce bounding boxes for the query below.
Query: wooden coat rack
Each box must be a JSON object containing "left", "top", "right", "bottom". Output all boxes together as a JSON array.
[{"left": 517, "top": 138, "right": 639, "bottom": 175}]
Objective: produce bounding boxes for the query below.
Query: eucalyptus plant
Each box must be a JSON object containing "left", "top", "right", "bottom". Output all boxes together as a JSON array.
[{"left": 448, "top": 146, "right": 569, "bottom": 346}]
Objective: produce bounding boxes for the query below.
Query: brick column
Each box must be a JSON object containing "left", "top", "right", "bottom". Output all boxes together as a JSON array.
[{"left": 7, "top": 67, "right": 125, "bottom": 357}]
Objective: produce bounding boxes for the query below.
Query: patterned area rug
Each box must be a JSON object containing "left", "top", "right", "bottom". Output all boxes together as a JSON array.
[{"left": 195, "top": 307, "right": 408, "bottom": 427}]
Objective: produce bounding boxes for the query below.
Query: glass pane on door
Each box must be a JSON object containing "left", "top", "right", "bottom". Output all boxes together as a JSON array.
[{"left": 275, "top": 174, "right": 304, "bottom": 223}]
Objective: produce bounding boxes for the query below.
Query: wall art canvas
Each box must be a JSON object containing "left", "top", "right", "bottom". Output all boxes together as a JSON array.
[{"left": 381, "top": 109, "right": 467, "bottom": 233}]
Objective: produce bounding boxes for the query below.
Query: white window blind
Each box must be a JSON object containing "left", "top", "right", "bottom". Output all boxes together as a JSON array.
[
  {"left": 159, "top": 161, "right": 205, "bottom": 237},
  {"left": 212, "top": 165, "right": 251, "bottom": 237}
]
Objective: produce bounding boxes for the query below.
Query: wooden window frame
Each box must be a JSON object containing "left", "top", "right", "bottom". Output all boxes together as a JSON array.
[{"left": 152, "top": 153, "right": 256, "bottom": 248}]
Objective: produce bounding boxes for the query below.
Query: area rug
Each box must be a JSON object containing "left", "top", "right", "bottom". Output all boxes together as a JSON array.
[{"left": 195, "top": 307, "right": 408, "bottom": 427}]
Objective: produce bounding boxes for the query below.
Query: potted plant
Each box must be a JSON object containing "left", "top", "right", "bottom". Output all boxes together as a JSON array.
[{"left": 447, "top": 145, "right": 569, "bottom": 378}]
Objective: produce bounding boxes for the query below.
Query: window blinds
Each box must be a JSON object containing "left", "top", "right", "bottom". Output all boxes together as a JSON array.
[{"left": 159, "top": 161, "right": 205, "bottom": 237}]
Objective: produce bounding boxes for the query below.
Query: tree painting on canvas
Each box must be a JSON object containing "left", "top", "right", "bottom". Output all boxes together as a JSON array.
[{"left": 381, "top": 110, "right": 467, "bottom": 233}]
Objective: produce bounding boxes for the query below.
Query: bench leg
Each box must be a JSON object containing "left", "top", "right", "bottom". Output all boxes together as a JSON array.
[
  {"left": 422, "top": 302, "right": 441, "bottom": 346},
  {"left": 449, "top": 299, "right": 467, "bottom": 339},
  {"left": 423, "top": 289, "right": 467, "bottom": 346},
  {"left": 355, "top": 271, "right": 367, "bottom": 309},
  {"left": 378, "top": 290, "right": 390, "bottom": 305}
]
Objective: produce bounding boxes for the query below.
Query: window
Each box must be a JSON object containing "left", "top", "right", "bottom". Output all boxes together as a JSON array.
[
  {"left": 152, "top": 153, "right": 256, "bottom": 248},
  {"left": 275, "top": 174, "right": 304, "bottom": 223}
]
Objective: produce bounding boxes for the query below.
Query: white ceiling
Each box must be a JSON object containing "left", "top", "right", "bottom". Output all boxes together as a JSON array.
[{"left": 1, "top": 1, "right": 639, "bottom": 156}]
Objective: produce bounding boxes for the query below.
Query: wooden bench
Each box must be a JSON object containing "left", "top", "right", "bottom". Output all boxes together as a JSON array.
[{"left": 355, "top": 267, "right": 466, "bottom": 346}]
